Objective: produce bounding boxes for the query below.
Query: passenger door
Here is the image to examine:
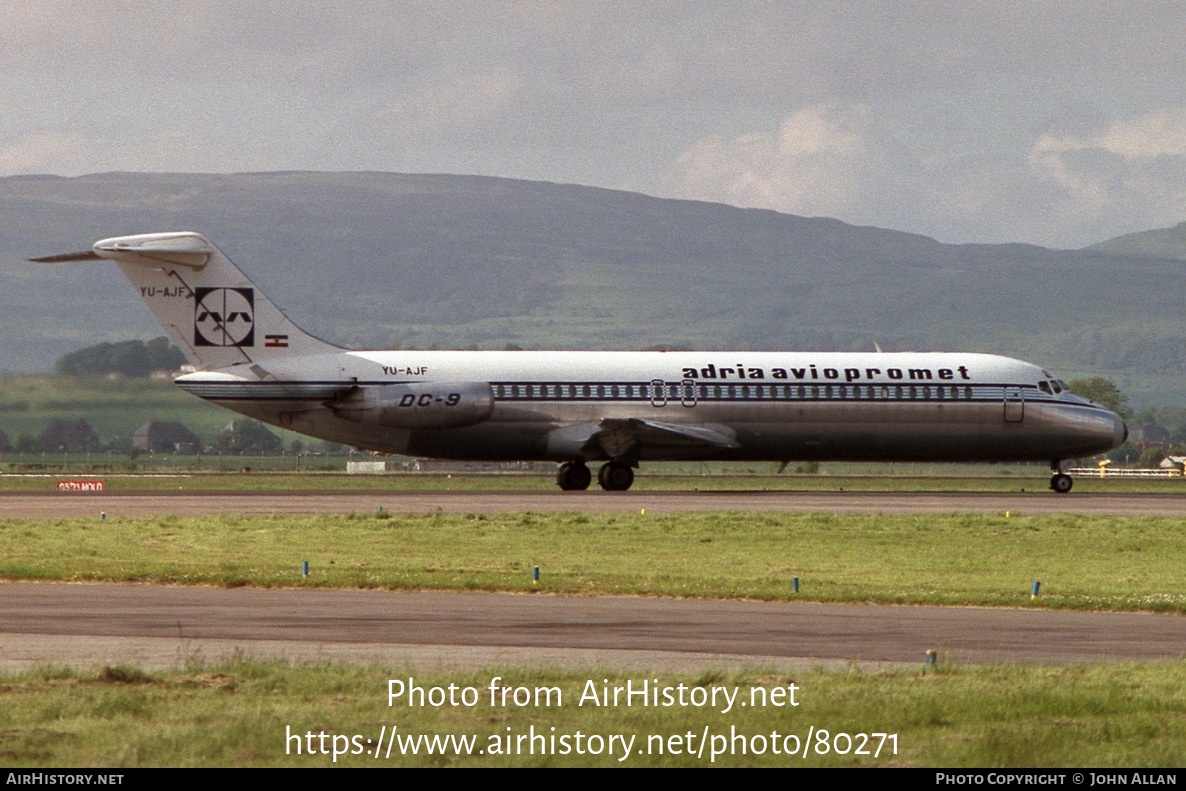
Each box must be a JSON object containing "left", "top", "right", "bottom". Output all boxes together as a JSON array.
[{"left": 1004, "top": 387, "right": 1025, "bottom": 422}]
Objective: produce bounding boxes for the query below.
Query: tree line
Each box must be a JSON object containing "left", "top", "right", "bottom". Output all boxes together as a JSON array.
[{"left": 54, "top": 337, "right": 186, "bottom": 378}]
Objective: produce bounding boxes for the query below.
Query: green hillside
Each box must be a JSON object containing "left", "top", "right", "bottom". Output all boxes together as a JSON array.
[
  {"left": 2, "top": 172, "right": 1184, "bottom": 405},
  {"left": 1090, "top": 222, "right": 1186, "bottom": 260}
]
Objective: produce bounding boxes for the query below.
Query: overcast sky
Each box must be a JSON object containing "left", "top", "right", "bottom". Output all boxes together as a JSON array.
[{"left": 3, "top": 1, "right": 1185, "bottom": 248}]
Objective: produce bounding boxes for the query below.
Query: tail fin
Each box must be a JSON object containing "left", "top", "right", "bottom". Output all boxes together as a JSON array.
[{"left": 33, "top": 232, "right": 340, "bottom": 370}]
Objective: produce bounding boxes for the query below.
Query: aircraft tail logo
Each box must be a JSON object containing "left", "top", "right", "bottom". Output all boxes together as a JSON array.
[{"left": 194, "top": 287, "right": 255, "bottom": 347}]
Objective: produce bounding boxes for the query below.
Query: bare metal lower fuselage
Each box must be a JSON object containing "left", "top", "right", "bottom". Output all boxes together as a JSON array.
[{"left": 404, "top": 399, "right": 1124, "bottom": 464}]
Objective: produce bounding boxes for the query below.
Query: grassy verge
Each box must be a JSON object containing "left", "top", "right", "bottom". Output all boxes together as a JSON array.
[
  {"left": 3, "top": 660, "right": 1185, "bottom": 766},
  {"left": 0, "top": 471, "right": 554, "bottom": 492},
  {"left": 4, "top": 512, "right": 1186, "bottom": 611}
]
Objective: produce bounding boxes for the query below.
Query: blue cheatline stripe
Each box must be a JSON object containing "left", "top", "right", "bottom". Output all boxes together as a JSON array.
[
  {"left": 488, "top": 381, "right": 1042, "bottom": 404},
  {"left": 174, "top": 378, "right": 1108, "bottom": 412}
]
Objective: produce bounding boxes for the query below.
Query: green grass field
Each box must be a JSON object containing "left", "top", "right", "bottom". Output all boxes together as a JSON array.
[
  {"left": 3, "top": 660, "right": 1185, "bottom": 767},
  {"left": 3, "top": 511, "right": 1186, "bottom": 611}
]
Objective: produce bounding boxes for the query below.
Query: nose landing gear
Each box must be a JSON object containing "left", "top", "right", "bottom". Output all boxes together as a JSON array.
[
  {"left": 1050, "top": 460, "right": 1073, "bottom": 493},
  {"left": 1049, "top": 473, "right": 1073, "bottom": 493}
]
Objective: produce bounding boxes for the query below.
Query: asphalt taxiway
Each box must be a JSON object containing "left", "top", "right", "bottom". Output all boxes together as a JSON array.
[
  {"left": 4, "top": 489, "right": 1186, "bottom": 517},
  {"left": 3, "top": 488, "right": 1184, "bottom": 672},
  {"left": 3, "top": 582, "right": 1185, "bottom": 673}
]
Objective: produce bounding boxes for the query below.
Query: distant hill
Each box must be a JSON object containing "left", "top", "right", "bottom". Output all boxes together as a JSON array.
[
  {"left": 2, "top": 171, "right": 1184, "bottom": 405},
  {"left": 1090, "top": 222, "right": 1186, "bottom": 260}
]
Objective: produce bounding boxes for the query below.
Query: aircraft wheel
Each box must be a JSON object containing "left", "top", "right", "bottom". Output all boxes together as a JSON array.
[
  {"left": 598, "top": 461, "right": 634, "bottom": 491},
  {"left": 556, "top": 461, "right": 591, "bottom": 491},
  {"left": 1050, "top": 473, "right": 1073, "bottom": 494}
]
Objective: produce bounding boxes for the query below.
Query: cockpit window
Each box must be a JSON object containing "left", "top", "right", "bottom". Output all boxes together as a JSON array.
[
  {"left": 1038, "top": 381, "right": 1052, "bottom": 395},
  {"left": 1053, "top": 380, "right": 1067, "bottom": 393}
]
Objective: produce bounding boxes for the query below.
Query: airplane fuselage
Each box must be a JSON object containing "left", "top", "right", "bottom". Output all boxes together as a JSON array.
[{"left": 176, "top": 349, "right": 1126, "bottom": 465}]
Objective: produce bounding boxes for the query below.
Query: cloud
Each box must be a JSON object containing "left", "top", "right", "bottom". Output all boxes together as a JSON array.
[
  {"left": 1031, "top": 109, "right": 1186, "bottom": 168},
  {"left": 671, "top": 103, "right": 915, "bottom": 222},
  {"left": 1028, "top": 109, "right": 1186, "bottom": 229},
  {"left": 368, "top": 71, "right": 525, "bottom": 137},
  {"left": 0, "top": 132, "right": 91, "bottom": 174},
  {"left": 1096, "top": 109, "right": 1186, "bottom": 160},
  {"left": 670, "top": 104, "right": 1186, "bottom": 247}
]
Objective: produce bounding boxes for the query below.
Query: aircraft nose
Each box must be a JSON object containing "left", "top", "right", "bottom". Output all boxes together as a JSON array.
[{"left": 1116, "top": 414, "right": 1129, "bottom": 447}]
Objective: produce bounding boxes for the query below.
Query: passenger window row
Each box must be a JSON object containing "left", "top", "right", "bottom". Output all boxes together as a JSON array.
[{"left": 490, "top": 382, "right": 1013, "bottom": 401}]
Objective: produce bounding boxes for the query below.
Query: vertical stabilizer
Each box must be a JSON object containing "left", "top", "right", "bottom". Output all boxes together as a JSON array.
[{"left": 84, "top": 232, "right": 338, "bottom": 370}]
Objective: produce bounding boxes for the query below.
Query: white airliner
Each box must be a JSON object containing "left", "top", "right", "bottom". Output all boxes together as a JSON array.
[{"left": 34, "top": 231, "right": 1127, "bottom": 493}]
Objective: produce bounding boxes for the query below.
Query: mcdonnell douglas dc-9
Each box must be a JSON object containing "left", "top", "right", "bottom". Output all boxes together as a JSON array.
[{"left": 33, "top": 232, "right": 1127, "bottom": 493}]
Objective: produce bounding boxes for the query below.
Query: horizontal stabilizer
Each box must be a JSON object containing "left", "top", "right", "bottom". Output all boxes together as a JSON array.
[
  {"left": 30, "top": 232, "right": 215, "bottom": 268},
  {"left": 28, "top": 250, "right": 100, "bottom": 263}
]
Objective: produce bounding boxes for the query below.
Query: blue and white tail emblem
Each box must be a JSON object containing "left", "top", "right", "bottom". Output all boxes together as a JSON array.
[{"left": 194, "top": 287, "right": 255, "bottom": 347}]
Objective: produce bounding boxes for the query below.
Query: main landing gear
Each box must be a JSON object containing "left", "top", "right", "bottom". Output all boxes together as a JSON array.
[
  {"left": 555, "top": 460, "right": 636, "bottom": 491},
  {"left": 597, "top": 460, "right": 634, "bottom": 491},
  {"left": 556, "top": 461, "right": 592, "bottom": 491},
  {"left": 1049, "top": 460, "right": 1073, "bottom": 494}
]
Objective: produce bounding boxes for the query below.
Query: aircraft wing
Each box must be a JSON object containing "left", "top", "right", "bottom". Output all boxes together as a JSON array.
[{"left": 589, "top": 417, "right": 739, "bottom": 460}]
